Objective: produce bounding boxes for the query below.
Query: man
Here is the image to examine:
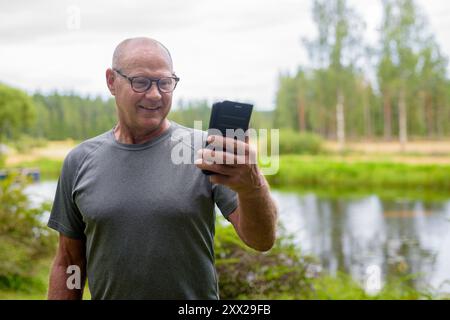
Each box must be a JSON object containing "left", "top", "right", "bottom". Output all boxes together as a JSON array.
[{"left": 47, "top": 37, "right": 278, "bottom": 300}]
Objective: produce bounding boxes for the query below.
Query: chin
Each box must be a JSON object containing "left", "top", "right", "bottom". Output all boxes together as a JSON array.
[{"left": 139, "top": 117, "right": 167, "bottom": 131}]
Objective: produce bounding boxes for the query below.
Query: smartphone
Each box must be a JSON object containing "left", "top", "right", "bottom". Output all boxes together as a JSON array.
[{"left": 202, "top": 100, "right": 253, "bottom": 175}]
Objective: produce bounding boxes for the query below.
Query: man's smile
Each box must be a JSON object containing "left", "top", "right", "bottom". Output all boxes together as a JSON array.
[{"left": 137, "top": 105, "right": 161, "bottom": 111}]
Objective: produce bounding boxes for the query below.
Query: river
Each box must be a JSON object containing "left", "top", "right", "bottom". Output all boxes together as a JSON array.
[{"left": 25, "top": 181, "right": 450, "bottom": 294}]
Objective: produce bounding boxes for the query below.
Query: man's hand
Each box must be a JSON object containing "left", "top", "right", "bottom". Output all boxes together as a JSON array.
[
  {"left": 195, "top": 135, "right": 278, "bottom": 252},
  {"left": 194, "top": 135, "right": 266, "bottom": 194}
]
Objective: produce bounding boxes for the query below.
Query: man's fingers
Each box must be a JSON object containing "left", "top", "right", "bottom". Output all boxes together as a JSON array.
[
  {"left": 199, "top": 149, "right": 248, "bottom": 165},
  {"left": 209, "top": 174, "right": 233, "bottom": 186},
  {"left": 194, "top": 158, "right": 235, "bottom": 176},
  {"left": 207, "top": 135, "right": 249, "bottom": 156}
]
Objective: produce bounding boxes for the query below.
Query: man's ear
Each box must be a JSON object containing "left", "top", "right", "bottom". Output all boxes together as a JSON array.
[{"left": 106, "top": 68, "right": 116, "bottom": 96}]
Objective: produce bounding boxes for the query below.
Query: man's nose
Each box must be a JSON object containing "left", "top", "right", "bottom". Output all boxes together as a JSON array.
[{"left": 144, "top": 82, "right": 162, "bottom": 101}]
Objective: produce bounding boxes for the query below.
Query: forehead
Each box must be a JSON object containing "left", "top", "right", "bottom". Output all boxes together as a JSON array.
[{"left": 119, "top": 45, "right": 173, "bottom": 74}]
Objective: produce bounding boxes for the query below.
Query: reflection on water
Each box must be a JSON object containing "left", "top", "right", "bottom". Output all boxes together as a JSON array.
[
  {"left": 24, "top": 181, "right": 57, "bottom": 222},
  {"left": 271, "top": 190, "right": 450, "bottom": 293},
  {"left": 25, "top": 181, "right": 450, "bottom": 293}
]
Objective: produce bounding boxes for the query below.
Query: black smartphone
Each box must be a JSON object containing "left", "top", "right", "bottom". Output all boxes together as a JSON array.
[{"left": 202, "top": 100, "right": 253, "bottom": 175}]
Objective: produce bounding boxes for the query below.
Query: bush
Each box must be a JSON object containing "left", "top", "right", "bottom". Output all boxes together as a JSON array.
[
  {"left": 0, "top": 175, "right": 56, "bottom": 291},
  {"left": 215, "top": 221, "right": 319, "bottom": 299},
  {"left": 265, "top": 129, "right": 323, "bottom": 155},
  {"left": 12, "top": 135, "right": 47, "bottom": 154}
]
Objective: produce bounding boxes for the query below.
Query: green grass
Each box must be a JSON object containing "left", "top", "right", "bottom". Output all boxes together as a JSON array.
[
  {"left": 307, "top": 272, "right": 440, "bottom": 300},
  {"left": 5, "top": 158, "right": 63, "bottom": 181},
  {"left": 266, "top": 155, "right": 450, "bottom": 197},
  {"left": 7, "top": 155, "right": 450, "bottom": 190},
  {"left": 273, "top": 184, "right": 450, "bottom": 202}
]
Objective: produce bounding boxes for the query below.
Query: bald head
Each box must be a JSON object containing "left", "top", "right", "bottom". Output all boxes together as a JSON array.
[{"left": 112, "top": 37, "right": 173, "bottom": 72}]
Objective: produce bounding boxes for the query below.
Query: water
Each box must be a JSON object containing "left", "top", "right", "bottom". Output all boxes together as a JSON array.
[
  {"left": 25, "top": 181, "right": 450, "bottom": 293},
  {"left": 271, "top": 190, "right": 450, "bottom": 293},
  {"left": 24, "top": 181, "right": 57, "bottom": 223}
]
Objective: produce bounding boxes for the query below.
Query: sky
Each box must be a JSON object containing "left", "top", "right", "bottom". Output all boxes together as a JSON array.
[{"left": 1, "top": 0, "right": 450, "bottom": 111}]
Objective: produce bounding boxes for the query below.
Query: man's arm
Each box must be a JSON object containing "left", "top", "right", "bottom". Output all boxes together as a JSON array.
[
  {"left": 195, "top": 135, "right": 278, "bottom": 252},
  {"left": 48, "top": 234, "right": 87, "bottom": 300},
  {"left": 227, "top": 174, "right": 278, "bottom": 252}
]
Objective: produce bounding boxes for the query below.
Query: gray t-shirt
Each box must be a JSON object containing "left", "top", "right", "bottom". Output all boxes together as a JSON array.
[{"left": 47, "top": 121, "right": 238, "bottom": 300}]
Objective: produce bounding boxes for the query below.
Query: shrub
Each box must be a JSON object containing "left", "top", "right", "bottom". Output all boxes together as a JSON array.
[
  {"left": 215, "top": 221, "right": 318, "bottom": 299},
  {"left": 264, "top": 129, "right": 323, "bottom": 155},
  {"left": 0, "top": 175, "right": 56, "bottom": 291},
  {"left": 12, "top": 135, "right": 47, "bottom": 154}
]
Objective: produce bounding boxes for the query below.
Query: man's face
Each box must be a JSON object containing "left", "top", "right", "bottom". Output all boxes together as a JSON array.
[{"left": 107, "top": 46, "right": 174, "bottom": 135}]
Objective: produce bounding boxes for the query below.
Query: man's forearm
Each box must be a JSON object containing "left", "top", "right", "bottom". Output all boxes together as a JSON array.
[
  {"left": 235, "top": 174, "right": 278, "bottom": 251},
  {"left": 48, "top": 259, "right": 86, "bottom": 300}
]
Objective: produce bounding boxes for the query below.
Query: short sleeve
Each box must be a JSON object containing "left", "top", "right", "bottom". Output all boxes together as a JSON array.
[
  {"left": 212, "top": 183, "right": 238, "bottom": 221},
  {"left": 47, "top": 153, "right": 86, "bottom": 239}
]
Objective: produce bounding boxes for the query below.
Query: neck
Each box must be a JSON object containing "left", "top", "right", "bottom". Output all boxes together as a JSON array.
[{"left": 114, "top": 120, "right": 170, "bottom": 144}]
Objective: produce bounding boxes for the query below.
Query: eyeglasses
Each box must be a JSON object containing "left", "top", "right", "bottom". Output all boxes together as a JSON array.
[{"left": 113, "top": 68, "right": 180, "bottom": 93}]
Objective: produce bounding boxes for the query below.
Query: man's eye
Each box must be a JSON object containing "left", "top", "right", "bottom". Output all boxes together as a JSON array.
[
  {"left": 159, "top": 78, "right": 173, "bottom": 87},
  {"left": 133, "top": 78, "right": 149, "bottom": 88}
]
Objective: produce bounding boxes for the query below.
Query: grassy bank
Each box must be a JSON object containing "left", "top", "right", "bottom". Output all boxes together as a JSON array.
[
  {"left": 266, "top": 155, "right": 450, "bottom": 196},
  {"left": 5, "top": 158, "right": 63, "bottom": 181},
  {"left": 7, "top": 155, "right": 450, "bottom": 186}
]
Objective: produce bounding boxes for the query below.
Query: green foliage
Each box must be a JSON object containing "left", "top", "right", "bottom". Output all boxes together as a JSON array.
[
  {"left": 11, "top": 135, "right": 48, "bottom": 154},
  {"left": 0, "top": 175, "right": 57, "bottom": 291},
  {"left": 215, "top": 221, "right": 318, "bottom": 299},
  {"left": 310, "top": 272, "right": 435, "bottom": 300},
  {"left": 262, "top": 129, "right": 324, "bottom": 155},
  {"left": 0, "top": 83, "right": 36, "bottom": 143},
  {"left": 31, "top": 92, "right": 117, "bottom": 140},
  {"left": 277, "top": 130, "right": 324, "bottom": 155}
]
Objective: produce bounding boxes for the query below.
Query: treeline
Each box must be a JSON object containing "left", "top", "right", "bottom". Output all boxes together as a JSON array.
[
  {"left": 8, "top": 92, "right": 272, "bottom": 140},
  {"left": 30, "top": 92, "right": 117, "bottom": 140},
  {"left": 275, "top": 0, "right": 450, "bottom": 143}
]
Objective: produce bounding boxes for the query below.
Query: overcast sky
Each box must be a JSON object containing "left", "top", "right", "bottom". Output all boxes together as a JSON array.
[{"left": 1, "top": 0, "right": 450, "bottom": 111}]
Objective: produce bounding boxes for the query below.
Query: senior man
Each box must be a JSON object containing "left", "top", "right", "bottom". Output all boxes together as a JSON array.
[{"left": 47, "top": 37, "right": 277, "bottom": 300}]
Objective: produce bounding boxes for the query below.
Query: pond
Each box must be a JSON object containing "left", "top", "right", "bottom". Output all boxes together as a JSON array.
[
  {"left": 273, "top": 190, "right": 450, "bottom": 294},
  {"left": 25, "top": 181, "right": 450, "bottom": 294}
]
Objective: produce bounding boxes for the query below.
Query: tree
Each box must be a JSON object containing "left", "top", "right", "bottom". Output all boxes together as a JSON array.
[
  {"left": 377, "top": 0, "right": 449, "bottom": 146},
  {"left": 0, "top": 83, "right": 36, "bottom": 145},
  {"left": 274, "top": 72, "right": 300, "bottom": 131},
  {"left": 303, "top": 0, "right": 366, "bottom": 149}
]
